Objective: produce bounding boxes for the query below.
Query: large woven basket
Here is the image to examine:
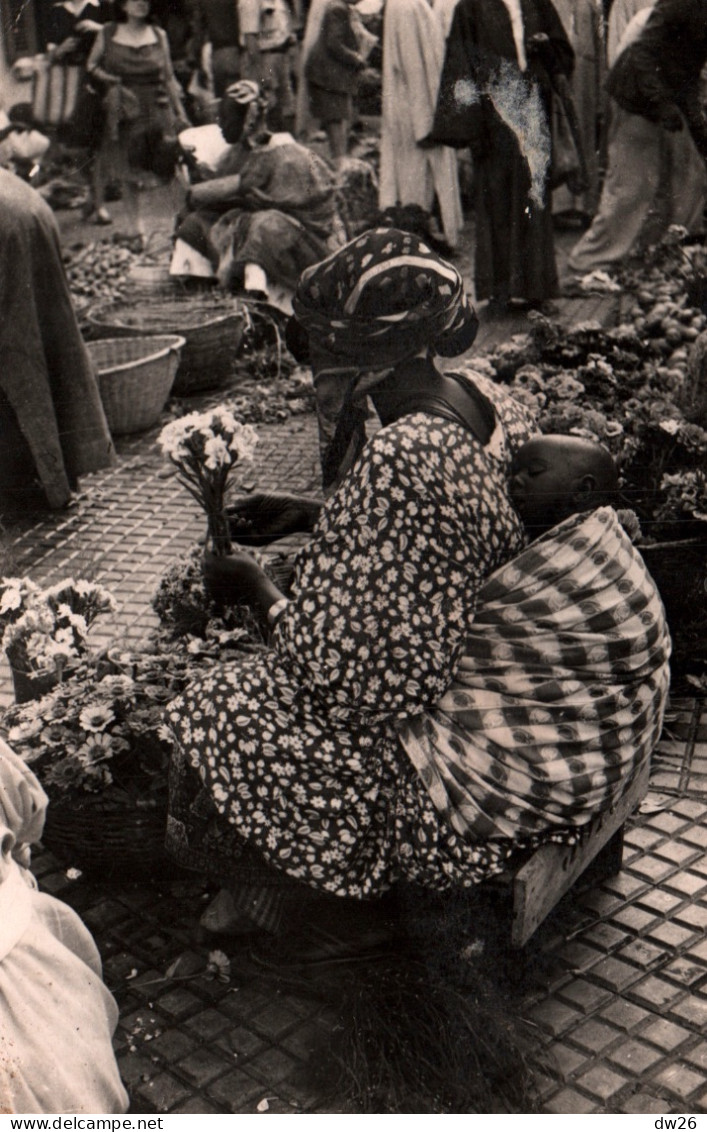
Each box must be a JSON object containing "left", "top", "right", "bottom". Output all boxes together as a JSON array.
[
  {"left": 87, "top": 335, "right": 185, "bottom": 435},
  {"left": 42, "top": 791, "right": 168, "bottom": 879},
  {"left": 86, "top": 294, "right": 247, "bottom": 394}
]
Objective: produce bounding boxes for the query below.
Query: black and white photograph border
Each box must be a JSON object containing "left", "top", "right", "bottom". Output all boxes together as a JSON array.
[{"left": 0, "top": 0, "right": 707, "bottom": 1118}]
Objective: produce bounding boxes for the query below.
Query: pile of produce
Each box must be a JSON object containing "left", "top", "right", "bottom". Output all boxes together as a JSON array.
[{"left": 64, "top": 239, "right": 139, "bottom": 308}]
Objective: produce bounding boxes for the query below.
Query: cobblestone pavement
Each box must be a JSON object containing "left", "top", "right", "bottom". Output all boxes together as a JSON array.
[{"left": 2, "top": 297, "right": 707, "bottom": 1115}]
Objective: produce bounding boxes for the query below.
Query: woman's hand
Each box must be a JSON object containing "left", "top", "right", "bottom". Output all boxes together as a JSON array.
[
  {"left": 203, "top": 550, "right": 285, "bottom": 622},
  {"left": 226, "top": 492, "right": 321, "bottom": 545}
]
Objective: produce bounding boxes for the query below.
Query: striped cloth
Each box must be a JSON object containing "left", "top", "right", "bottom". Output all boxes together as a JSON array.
[{"left": 399, "top": 507, "right": 671, "bottom": 841}]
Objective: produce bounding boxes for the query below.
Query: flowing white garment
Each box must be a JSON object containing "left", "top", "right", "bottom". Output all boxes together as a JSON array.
[
  {"left": 378, "top": 0, "right": 462, "bottom": 246},
  {"left": 0, "top": 740, "right": 128, "bottom": 1115}
]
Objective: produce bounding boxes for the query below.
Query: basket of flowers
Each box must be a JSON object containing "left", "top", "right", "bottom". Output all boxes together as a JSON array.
[
  {"left": 2, "top": 644, "right": 193, "bottom": 878},
  {"left": 0, "top": 576, "right": 117, "bottom": 703}
]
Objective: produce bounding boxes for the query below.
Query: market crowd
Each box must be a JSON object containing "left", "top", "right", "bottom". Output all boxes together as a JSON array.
[{"left": 0, "top": 0, "right": 705, "bottom": 1115}]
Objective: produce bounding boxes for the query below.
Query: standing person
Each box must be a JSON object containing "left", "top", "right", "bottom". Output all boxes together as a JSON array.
[
  {"left": 302, "top": 0, "right": 365, "bottom": 163},
  {"left": 567, "top": 0, "right": 707, "bottom": 276},
  {"left": 378, "top": 0, "right": 462, "bottom": 251},
  {"left": 430, "top": 0, "right": 574, "bottom": 311},
  {"left": 44, "top": 0, "right": 112, "bottom": 222},
  {"left": 87, "top": 0, "right": 190, "bottom": 242},
  {"left": 0, "top": 169, "right": 114, "bottom": 516},
  {"left": 551, "top": 0, "right": 604, "bottom": 224},
  {"left": 237, "top": 0, "right": 297, "bottom": 130},
  {"left": 607, "top": 0, "right": 707, "bottom": 163},
  {"left": 190, "top": 0, "right": 242, "bottom": 97}
]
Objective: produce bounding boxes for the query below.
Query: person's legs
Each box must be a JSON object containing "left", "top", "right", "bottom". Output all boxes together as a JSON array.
[
  {"left": 567, "top": 104, "right": 662, "bottom": 275},
  {"left": 326, "top": 119, "right": 348, "bottom": 164}
]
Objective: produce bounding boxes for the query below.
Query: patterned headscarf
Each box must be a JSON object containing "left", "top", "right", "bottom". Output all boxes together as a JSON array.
[
  {"left": 293, "top": 227, "right": 478, "bottom": 369},
  {"left": 292, "top": 228, "right": 479, "bottom": 488}
]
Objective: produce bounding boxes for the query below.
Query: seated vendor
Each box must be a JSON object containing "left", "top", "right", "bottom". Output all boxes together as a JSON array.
[
  {"left": 170, "top": 80, "right": 348, "bottom": 312},
  {"left": 164, "top": 232, "right": 670, "bottom": 966}
]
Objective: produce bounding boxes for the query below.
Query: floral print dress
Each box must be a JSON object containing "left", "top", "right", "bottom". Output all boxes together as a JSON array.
[{"left": 166, "top": 372, "right": 548, "bottom": 897}]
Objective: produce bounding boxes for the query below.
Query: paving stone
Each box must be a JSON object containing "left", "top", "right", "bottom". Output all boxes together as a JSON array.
[
  {"left": 155, "top": 987, "right": 205, "bottom": 1020},
  {"left": 599, "top": 1000, "right": 651, "bottom": 1033},
  {"left": 241, "top": 1046, "right": 299, "bottom": 1086},
  {"left": 177, "top": 1047, "right": 232, "bottom": 1088},
  {"left": 670, "top": 996, "right": 707, "bottom": 1029},
  {"left": 185, "top": 1008, "right": 233, "bottom": 1041},
  {"left": 617, "top": 938, "right": 666, "bottom": 971},
  {"left": 134, "top": 1071, "right": 193, "bottom": 1113},
  {"left": 684, "top": 1042, "right": 707, "bottom": 1071},
  {"left": 589, "top": 955, "right": 643, "bottom": 992},
  {"left": 619, "top": 1092, "right": 673, "bottom": 1114},
  {"left": 607, "top": 1038, "right": 665, "bottom": 1074},
  {"left": 637, "top": 889, "right": 685, "bottom": 915},
  {"left": 170, "top": 1098, "right": 222, "bottom": 1114},
  {"left": 685, "top": 938, "right": 707, "bottom": 964},
  {"left": 609, "top": 906, "right": 658, "bottom": 934},
  {"left": 218, "top": 1025, "right": 267, "bottom": 1059},
  {"left": 629, "top": 975, "right": 684, "bottom": 1009},
  {"left": 585, "top": 921, "right": 635, "bottom": 948},
  {"left": 598, "top": 873, "right": 648, "bottom": 899},
  {"left": 544, "top": 1088, "right": 597, "bottom": 1114},
  {"left": 654, "top": 841, "right": 702, "bottom": 866},
  {"left": 570, "top": 1018, "right": 621, "bottom": 1054},
  {"left": 575, "top": 1064, "right": 629, "bottom": 1101},
  {"left": 646, "top": 813, "right": 689, "bottom": 835},
  {"left": 641, "top": 1018, "right": 694, "bottom": 1052},
  {"left": 560, "top": 941, "right": 604, "bottom": 973},
  {"left": 653, "top": 1063, "right": 705, "bottom": 1100},
  {"left": 558, "top": 978, "right": 612, "bottom": 1014},
  {"left": 624, "top": 827, "right": 663, "bottom": 850},
  {"left": 550, "top": 1043, "right": 589, "bottom": 1077},
  {"left": 207, "top": 1069, "right": 264, "bottom": 1110},
  {"left": 662, "top": 957, "right": 707, "bottom": 988},
  {"left": 665, "top": 872, "right": 707, "bottom": 897},
  {"left": 628, "top": 855, "right": 677, "bottom": 883},
  {"left": 149, "top": 1028, "right": 197, "bottom": 1062},
  {"left": 578, "top": 890, "right": 625, "bottom": 915},
  {"left": 672, "top": 799, "right": 707, "bottom": 819},
  {"left": 647, "top": 923, "right": 696, "bottom": 950},
  {"left": 680, "top": 826, "right": 707, "bottom": 849},
  {"left": 250, "top": 1001, "right": 305, "bottom": 1040},
  {"left": 673, "top": 903, "right": 707, "bottom": 930},
  {"left": 528, "top": 998, "right": 582, "bottom": 1037}
]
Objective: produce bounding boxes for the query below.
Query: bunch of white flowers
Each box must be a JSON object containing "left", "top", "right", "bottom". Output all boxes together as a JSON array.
[{"left": 158, "top": 408, "right": 258, "bottom": 555}]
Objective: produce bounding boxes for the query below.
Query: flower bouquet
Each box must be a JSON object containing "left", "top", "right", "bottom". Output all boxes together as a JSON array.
[
  {"left": 158, "top": 408, "right": 258, "bottom": 556},
  {"left": 0, "top": 576, "right": 117, "bottom": 703}
]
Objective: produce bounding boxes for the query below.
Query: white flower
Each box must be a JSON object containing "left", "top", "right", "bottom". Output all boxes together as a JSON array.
[
  {"left": 203, "top": 435, "right": 231, "bottom": 469},
  {"left": 659, "top": 419, "right": 681, "bottom": 436},
  {"left": 79, "top": 705, "right": 115, "bottom": 732}
]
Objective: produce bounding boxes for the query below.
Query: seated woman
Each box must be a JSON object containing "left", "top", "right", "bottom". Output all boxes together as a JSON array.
[
  {"left": 0, "top": 739, "right": 128, "bottom": 1113},
  {"left": 170, "top": 80, "right": 348, "bottom": 312},
  {"left": 165, "top": 232, "right": 669, "bottom": 963},
  {"left": 0, "top": 169, "right": 114, "bottom": 517}
]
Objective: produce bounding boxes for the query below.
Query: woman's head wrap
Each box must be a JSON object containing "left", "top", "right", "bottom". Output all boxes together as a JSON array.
[
  {"left": 290, "top": 228, "right": 479, "bottom": 488},
  {"left": 292, "top": 227, "right": 478, "bottom": 369},
  {"left": 219, "top": 81, "right": 263, "bottom": 144}
]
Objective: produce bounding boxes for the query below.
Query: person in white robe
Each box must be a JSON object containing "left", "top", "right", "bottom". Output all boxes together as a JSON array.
[
  {"left": 378, "top": 0, "right": 462, "bottom": 248},
  {"left": 0, "top": 738, "right": 128, "bottom": 1115}
]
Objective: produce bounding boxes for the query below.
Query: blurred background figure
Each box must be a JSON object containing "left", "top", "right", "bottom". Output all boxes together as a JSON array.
[
  {"left": 190, "top": 0, "right": 243, "bottom": 98},
  {"left": 378, "top": 0, "right": 462, "bottom": 252},
  {"left": 431, "top": 0, "right": 574, "bottom": 311},
  {"left": 568, "top": 0, "right": 707, "bottom": 277},
  {"left": 87, "top": 0, "right": 190, "bottom": 243},
  {"left": 551, "top": 0, "right": 604, "bottom": 228},
  {"left": 238, "top": 0, "right": 298, "bottom": 131},
  {"left": 0, "top": 169, "right": 114, "bottom": 517},
  {"left": 299, "top": 0, "right": 366, "bottom": 163}
]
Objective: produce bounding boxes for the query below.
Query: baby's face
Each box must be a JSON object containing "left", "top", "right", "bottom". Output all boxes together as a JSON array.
[{"left": 509, "top": 438, "right": 573, "bottom": 528}]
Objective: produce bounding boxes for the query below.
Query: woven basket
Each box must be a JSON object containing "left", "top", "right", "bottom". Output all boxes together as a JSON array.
[
  {"left": 86, "top": 335, "right": 185, "bottom": 435},
  {"left": 86, "top": 295, "right": 247, "bottom": 395},
  {"left": 42, "top": 791, "right": 168, "bottom": 879}
]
